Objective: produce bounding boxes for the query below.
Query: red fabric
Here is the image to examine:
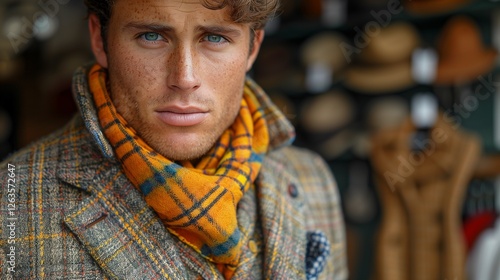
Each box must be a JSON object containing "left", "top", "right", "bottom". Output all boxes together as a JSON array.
[{"left": 463, "top": 211, "right": 497, "bottom": 252}]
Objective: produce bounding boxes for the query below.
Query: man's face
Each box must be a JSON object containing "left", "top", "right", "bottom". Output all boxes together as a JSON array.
[{"left": 89, "top": 0, "right": 263, "bottom": 161}]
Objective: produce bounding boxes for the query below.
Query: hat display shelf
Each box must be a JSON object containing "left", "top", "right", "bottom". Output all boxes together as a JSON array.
[{"left": 250, "top": 1, "right": 500, "bottom": 279}]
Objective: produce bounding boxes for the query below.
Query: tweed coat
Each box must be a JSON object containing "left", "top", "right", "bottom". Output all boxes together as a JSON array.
[{"left": 0, "top": 67, "right": 347, "bottom": 279}]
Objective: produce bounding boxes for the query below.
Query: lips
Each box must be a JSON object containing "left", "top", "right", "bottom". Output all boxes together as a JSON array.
[{"left": 155, "top": 106, "right": 208, "bottom": 127}]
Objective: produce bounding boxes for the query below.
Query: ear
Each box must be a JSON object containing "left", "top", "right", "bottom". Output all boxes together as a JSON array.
[
  {"left": 246, "top": 29, "right": 265, "bottom": 72},
  {"left": 88, "top": 13, "right": 108, "bottom": 68}
]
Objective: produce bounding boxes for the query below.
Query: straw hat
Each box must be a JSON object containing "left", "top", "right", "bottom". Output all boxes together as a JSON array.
[
  {"left": 300, "top": 32, "right": 350, "bottom": 77},
  {"left": 299, "top": 90, "right": 355, "bottom": 133},
  {"left": 344, "top": 61, "right": 414, "bottom": 94},
  {"left": 343, "top": 22, "right": 420, "bottom": 94},
  {"left": 435, "top": 16, "right": 497, "bottom": 85},
  {"left": 299, "top": 90, "right": 357, "bottom": 159},
  {"left": 404, "top": 0, "right": 470, "bottom": 15},
  {"left": 357, "top": 21, "right": 420, "bottom": 65},
  {"left": 366, "top": 97, "right": 409, "bottom": 131}
]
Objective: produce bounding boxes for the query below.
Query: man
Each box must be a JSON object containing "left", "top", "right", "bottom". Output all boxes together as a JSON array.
[{"left": 0, "top": 0, "right": 347, "bottom": 279}]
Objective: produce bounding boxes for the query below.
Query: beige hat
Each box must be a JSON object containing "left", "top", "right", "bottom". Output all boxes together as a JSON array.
[
  {"left": 366, "top": 97, "right": 410, "bottom": 131},
  {"left": 342, "top": 21, "right": 420, "bottom": 94},
  {"left": 344, "top": 61, "right": 415, "bottom": 94},
  {"left": 358, "top": 21, "right": 420, "bottom": 65},
  {"left": 300, "top": 32, "right": 350, "bottom": 73},
  {"left": 299, "top": 90, "right": 356, "bottom": 133},
  {"left": 299, "top": 90, "right": 357, "bottom": 159}
]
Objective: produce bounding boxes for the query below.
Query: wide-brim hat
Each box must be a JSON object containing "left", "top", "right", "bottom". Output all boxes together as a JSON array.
[
  {"left": 343, "top": 61, "right": 415, "bottom": 94},
  {"left": 366, "top": 97, "right": 409, "bottom": 131},
  {"left": 298, "top": 90, "right": 357, "bottom": 159},
  {"left": 435, "top": 16, "right": 498, "bottom": 85},
  {"left": 357, "top": 21, "right": 421, "bottom": 65},
  {"left": 300, "top": 32, "right": 350, "bottom": 74},
  {"left": 404, "top": 0, "right": 471, "bottom": 15},
  {"left": 299, "top": 90, "right": 356, "bottom": 133}
]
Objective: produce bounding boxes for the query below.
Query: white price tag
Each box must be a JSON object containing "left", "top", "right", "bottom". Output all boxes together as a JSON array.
[
  {"left": 411, "top": 93, "right": 438, "bottom": 129},
  {"left": 306, "top": 62, "right": 333, "bottom": 93},
  {"left": 412, "top": 48, "right": 438, "bottom": 85}
]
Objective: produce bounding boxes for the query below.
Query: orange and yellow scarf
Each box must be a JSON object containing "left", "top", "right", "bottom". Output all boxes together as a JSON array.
[{"left": 88, "top": 64, "right": 269, "bottom": 278}]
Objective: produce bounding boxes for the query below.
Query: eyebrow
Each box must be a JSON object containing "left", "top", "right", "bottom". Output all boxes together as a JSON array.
[
  {"left": 124, "top": 22, "right": 242, "bottom": 38},
  {"left": 197, "top": 25, "right": 242, "bottom": 38},
  {"left": 124, "top": 22, "right": 174, "bottom": 33}
]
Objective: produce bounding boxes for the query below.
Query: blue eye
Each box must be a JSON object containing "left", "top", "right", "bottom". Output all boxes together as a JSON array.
[
  {"left": 206, "top": 35, "right": 224, "bottom": 43},
  {"left": 142, "top": 32, "right": 162, "bottom": 41}
]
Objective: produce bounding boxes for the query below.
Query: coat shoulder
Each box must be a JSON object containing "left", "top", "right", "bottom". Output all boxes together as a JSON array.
[
  {"left": 264, "top": 145, "right": 348, "bottom": 280},
  {"left": 266, "top": 145, "right": 336, "bottom": 185}
]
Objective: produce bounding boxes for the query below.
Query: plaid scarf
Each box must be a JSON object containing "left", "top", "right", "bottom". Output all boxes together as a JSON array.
[{"left": 88, "top": 64, "right": 269, "bottom": 277}]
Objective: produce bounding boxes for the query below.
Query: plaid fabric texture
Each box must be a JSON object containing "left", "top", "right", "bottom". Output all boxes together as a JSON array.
[
  {"left": 0, "top": 64, "right": 347, "bottom": 279},
  {"left": 88, "top": 64, "right": 269, "bottom": 274}
]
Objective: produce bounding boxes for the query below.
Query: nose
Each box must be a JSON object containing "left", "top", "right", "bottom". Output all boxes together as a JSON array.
[{"left": 167, "top": 45, "right": 201, "bottom": 92}]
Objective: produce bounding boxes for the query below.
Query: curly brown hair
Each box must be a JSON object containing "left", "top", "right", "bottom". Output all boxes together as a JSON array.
[{"left": 84, "top": 0, "right": 279, "bottom": 49}]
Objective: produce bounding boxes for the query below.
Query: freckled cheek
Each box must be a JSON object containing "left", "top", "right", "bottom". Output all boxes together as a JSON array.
[
  {"left": 115, "top": 52, "right": 164, "bottom": 93},
  {"left": 208, "top": 55, "right": 247, "bottom": 84},
  {"left": 216, "top": 57, "right": 248, "bottom": 115},
  {"left": 110, "top": 55, "right": 163, "bottom": 114}
]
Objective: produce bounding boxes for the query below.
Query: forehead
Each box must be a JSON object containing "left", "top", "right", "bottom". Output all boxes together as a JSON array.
[{"left": 112, "top": 0, "right": 234, "bottom": 24}]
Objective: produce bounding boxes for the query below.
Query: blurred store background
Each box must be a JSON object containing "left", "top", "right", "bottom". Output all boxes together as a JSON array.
[{"left": 2, "top": 0, "right": 500, "bottom": 279}]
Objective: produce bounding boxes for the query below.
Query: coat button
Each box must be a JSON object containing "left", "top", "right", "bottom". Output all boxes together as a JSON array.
[
  {"left": 288, "top": 183, "right": 299, "bottom": 198},
  {"left": 249, "top": 240, "right": 258, "bottom": 253}
]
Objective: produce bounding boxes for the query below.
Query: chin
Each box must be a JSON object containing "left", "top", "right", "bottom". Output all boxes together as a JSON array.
[
  {"left": 159, "top": 147, "right": 210, "bottom": 162},
  {"left": 146, "top": 135, "right": 215, "bottom": 162},
  {"left": 134, "top": 118, "right": 227, "bottom": 162}
]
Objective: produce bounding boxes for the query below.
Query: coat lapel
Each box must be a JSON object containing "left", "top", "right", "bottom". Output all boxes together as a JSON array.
[
  {"left": 56, "top": 118, "right": 222, "bottom": 280},
  {"left": 257, "top": 155, "right": 307, "bottom": 279}
]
